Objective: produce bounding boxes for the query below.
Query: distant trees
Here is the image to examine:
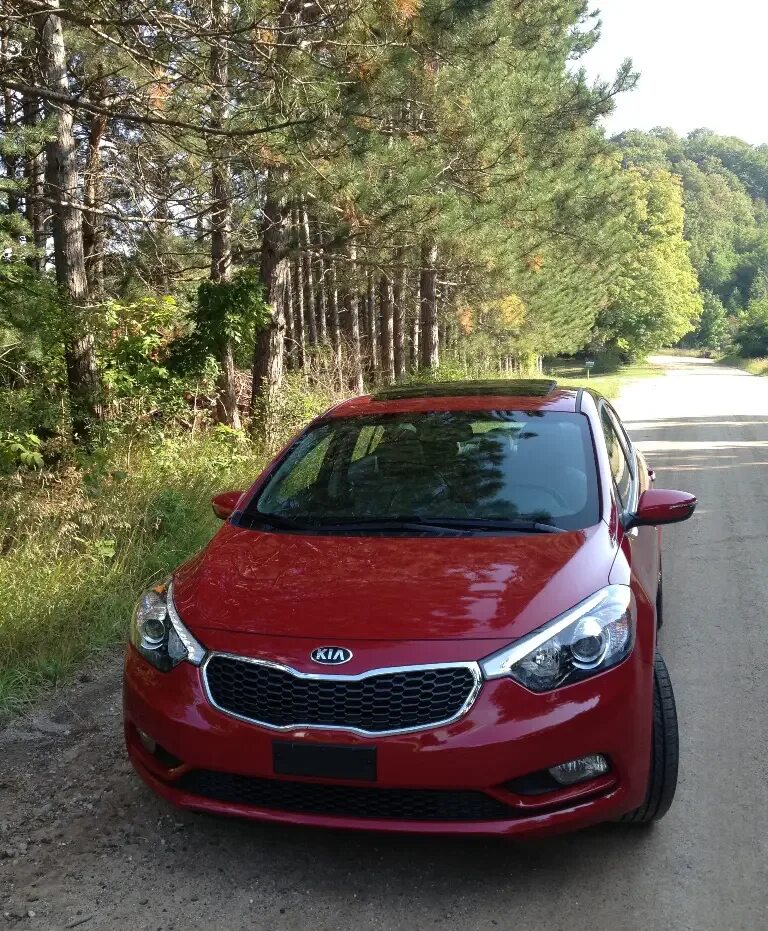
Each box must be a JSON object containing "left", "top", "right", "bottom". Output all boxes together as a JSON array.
[
  {"left": 734, "top": 299, "right": 768, "bottom": 357},
  {"left": 615, "top": 127, "right": 768, "bottom": 353},
  {"left": 595, "top": 167, "right": 702, "bottom": 357}
]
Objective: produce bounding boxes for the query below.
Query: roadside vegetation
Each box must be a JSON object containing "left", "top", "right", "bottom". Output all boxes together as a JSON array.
[
  {"left": 0, "top": 0, "right": 767, "bottom": 714},
  {"left": 719, "top": 355, "right": 768, "bottom": 376},
  {"left": 545, "top": 355, "right": 664, "bottom": 398}
]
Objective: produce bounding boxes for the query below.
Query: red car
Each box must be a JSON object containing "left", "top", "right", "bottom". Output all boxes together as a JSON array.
[{"left": 124, "top": 380, "right": 696, "bottom": 837}]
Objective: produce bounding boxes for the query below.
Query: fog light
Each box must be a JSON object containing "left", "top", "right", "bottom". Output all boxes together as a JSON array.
[
  {"left": 549, "top": 754, "right": 609, "bottom": 786},
  {"left": 137, "top": 729, "right": 156, "bottom": 754}
]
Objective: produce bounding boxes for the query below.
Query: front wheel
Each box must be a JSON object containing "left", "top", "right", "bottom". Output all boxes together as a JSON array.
[{"left": 621, "top": 651, "right": 679, "bottom": 824}]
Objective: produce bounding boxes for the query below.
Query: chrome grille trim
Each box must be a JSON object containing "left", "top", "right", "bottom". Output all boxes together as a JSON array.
[{"left": 201, "top": 653, "right": 483, "bottom": 737}]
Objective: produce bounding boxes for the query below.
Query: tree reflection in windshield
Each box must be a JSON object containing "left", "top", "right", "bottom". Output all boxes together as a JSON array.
[{"left": 249, "top": 410, "right": 599, "bottom": 533}]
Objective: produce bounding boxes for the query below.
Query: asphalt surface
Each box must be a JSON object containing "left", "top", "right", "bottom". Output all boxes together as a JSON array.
[{"left": 2, "top": 355, "right": 767, "bottom": 930}]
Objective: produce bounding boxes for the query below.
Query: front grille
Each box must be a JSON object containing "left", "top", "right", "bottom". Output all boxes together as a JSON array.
[
  {"left": 204, "top": 656, "right": 479, "bottom": 735},
  {"left": 177, "top": 770, "right": 512, "bottom": 822}
]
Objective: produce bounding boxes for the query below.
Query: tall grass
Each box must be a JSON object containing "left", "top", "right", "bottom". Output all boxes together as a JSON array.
[
  {"left": 719, "top": 354, "right": 768, "bottom": 376},
  {"left": 545, "top": 355, "right": 662, "bottom": 399},
  {"left": 0, "top": 431, "right": 265, "bottom": 716},
  {"left": 0, "top": 372, "right": 351, "bottom": 716}
]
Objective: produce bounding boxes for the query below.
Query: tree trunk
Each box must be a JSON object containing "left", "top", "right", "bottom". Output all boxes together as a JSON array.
[
  {"left": 283, "top": 262, "right": 296, "bottom": 370},
  {"left": 329, "top": 263, "right": 342, "bottom": 389},
  {"left": 82, "top": 65, "right": 107, "bottom": 295},
  {"left": 419, "top": 242, "right": 439, "bottom": 371},
  {"left": 367, "top": 272, "right": 379, "bottom": 376},
  {"left": 39, "top": 1, "right": 99, "bottom": 442},
  {"left": 1, "top": 26, "right": 19, "bottom": 216},
  {"left": 379, "top": 274, "right": 395, "bottom": 384},
  {"left": 22, "top": 93, "right": 45, "bottom": 270},
  {"left": 315, "top": 243, "right": 328, "bottom": 345},
  {"left": 299, "top": 202, "right": 318, "bottom": 346},
  {"left": 393, "top": 250, "right": 405, "bottom": 379},
  {"left": 343, "top": 245, "right": 364, "bottom": 394},
  {"left": 411, "top": 278, "right": 420, "bottom": 372},
  {"left": 82, "top": 109, "right": 107, "bottom": 292},
  {"left": 208, "top": 0, "right": 241, "bottom": 429},
  {"left": 292, "top": 245, "right": 307, "bottom": 369},
  {"left": 251, "top": 189, "right": 289, "bottom": 428}
]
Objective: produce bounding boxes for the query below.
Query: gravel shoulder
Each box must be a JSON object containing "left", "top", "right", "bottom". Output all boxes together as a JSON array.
[{"left": 2, "top": 356, "right": 768, "bottom": 931}]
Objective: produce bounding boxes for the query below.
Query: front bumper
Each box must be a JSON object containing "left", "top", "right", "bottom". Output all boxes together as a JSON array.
[{"left": 123, "top": 632, "right": 654, "bottom": 838}]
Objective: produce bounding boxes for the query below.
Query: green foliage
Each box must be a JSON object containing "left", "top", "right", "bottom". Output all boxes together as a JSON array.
[
  {"left": 0, "top": 260, "right": 65, "bottom": 372},
  {"left": 720, "top": 354, "right": 768, "bottom": 376},
  {"left": 615, "top": 128, "right": 768, "bottom": 348},
  {"left": 595, "top": 168, "right": 702, "bottom": 357},
  {"left": 0, "top": 432, "right": 43, "bottom": 472},
  {"left": 190, "top": 267, "right": 269, "bottom": 369},
  {"left": 92, "top": 294, "right": 215, "bottom": 440},
  {"left": 691, "top": 291, "right": 731, "bottom": 352},
  {"left": 734, "top": 299, "right": 768, "bottom": 357},
  {"left": 259, "top": 373, "right": 339, "bottom": 450}
]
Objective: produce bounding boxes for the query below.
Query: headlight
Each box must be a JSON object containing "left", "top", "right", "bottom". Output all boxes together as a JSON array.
[
  {"left": 129, "top": 581, "right": 205, "bottom": 672},
  {"left": 480, "top": 585, "right": 634, "bottom": 692}
]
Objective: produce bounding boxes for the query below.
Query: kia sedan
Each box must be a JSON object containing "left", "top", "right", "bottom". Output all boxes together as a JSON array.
[{"left": 123, "top": 379, "right": 696, "bottom": 837}]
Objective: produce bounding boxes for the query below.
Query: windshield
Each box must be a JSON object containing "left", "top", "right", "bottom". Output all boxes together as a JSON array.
[{"left": 245, "top": 410, "right": 600, "bottom": 533}]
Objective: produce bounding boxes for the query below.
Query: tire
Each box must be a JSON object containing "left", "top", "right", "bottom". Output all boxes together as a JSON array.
[
  {"left": 656, "top": 560, "right": 664, "bottom": 630},
  {"left": 621, "top": 651, "right": 679, "bottom": 824}
]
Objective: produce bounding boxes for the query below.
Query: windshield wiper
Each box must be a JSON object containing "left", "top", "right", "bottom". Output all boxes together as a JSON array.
[
  {"left": 312, "top": 516, "right": 565, "bottom": 535},
  {"left": 246, "top": 511, "right": 312, "bottom": 531},
  {"left": 245, "top": 513, "right": 565, "bottom": 535},
  {"left": 311, "top": 517, "right": 471, "bottom": 535},
  {"left": 244, "top": 513, "right": 464, "bottom": 535},
  {"left": 421, "top": 517, "right": 566, "bottom": 534}
]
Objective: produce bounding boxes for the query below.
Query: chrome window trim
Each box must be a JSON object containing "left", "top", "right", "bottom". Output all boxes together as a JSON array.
[{"left": 201, "top": 653, "right": 483, "bottom": 738}]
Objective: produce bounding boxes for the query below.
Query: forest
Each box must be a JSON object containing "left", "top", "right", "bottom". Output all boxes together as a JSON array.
[{"left": 1, "top": 0, "right": 768, "bottom": 708}]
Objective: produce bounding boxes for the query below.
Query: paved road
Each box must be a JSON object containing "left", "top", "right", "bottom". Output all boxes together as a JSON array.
[{"left": 2, "top": 356, "right": 768, "bottom": 930}]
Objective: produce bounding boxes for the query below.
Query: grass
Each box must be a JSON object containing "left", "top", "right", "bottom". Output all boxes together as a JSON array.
[
  {"left": 545, "top": 356, "right": 664, "bottom": 399},
  {"left": 0, "top": 370, "right": 346, "bottom": 718},
  {"left": 718, "top": 354, "right": 768, "bottom": 376},
  {"left": 0, "top": 432, "right": 266, "bottom": 717}
]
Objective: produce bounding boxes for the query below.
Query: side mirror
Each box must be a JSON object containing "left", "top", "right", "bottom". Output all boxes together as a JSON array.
[
  {"left": 626, "top": 488, "right": 697, "bottom": 529},
  {"left": 211, "top": 490, "right": 243, "bottom": 520}
]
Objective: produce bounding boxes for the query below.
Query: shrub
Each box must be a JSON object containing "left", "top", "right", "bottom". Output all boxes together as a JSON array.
[{"left": 734, "top": 299, "right": 768, "bottom": 357}]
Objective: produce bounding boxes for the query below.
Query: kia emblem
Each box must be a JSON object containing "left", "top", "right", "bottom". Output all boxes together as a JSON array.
[{"left": 311, "top": 646, "right": 353, "bottom": 665}]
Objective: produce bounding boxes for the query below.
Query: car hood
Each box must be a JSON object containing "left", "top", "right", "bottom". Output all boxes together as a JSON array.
[{"left": 173, "top": 521, "right": 617, "bottom": 642}]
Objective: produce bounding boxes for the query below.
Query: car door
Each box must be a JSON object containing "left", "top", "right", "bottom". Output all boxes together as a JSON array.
[{"left": 599, "top": 402, "right": 660, "bottom": 608}]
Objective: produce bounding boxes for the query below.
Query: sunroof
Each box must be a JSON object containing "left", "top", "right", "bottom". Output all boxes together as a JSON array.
[{"left": 371, "top": 379, "right": 558, "bottom": 401}]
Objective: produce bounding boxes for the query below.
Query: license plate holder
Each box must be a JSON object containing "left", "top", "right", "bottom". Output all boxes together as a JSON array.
[{"left": 273, "top": 741, "right": 377, "bottom": 781}]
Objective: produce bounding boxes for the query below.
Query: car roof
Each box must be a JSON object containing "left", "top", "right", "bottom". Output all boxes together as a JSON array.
[{"left": 322, "top": 379, "right": 583, "bottom": 419}]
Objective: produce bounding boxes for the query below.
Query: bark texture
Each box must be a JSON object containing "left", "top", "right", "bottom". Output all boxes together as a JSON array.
[
  {"left": 209, "top": 0, "right": 241, "bottom": 429},
  {"left": 251, "top": 189, "right": 289, "bottom": 427},
  {"left": 379, "top": 274, "right": 395, "bottom": 383},
  {"left": 343, "top": 245, "right": 364, "bottom": 394},
  {"left": 39, "top": 1, "right": 100, "bottom": 442},
  {"left": 22, "top": 93, "right": 46, "bottom": 269},
  {"left": 393, "top": 251, "right": 406, "bottom": 378},
  {"left": 419, "top": 242, "right": 439, "bottom": 371}
]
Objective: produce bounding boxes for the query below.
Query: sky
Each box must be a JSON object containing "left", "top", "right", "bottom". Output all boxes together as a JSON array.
[{"left": 582, "top": 0, "right": 768, "bottom": 145}]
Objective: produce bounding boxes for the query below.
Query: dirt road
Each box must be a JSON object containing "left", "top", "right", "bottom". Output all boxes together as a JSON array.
[{"left": 2, "top": 356, "right": 767, "bottom": 930}]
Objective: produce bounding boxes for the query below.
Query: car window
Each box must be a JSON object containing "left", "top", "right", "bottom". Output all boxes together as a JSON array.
[
  {"left": 606, "top": 403, "right": 634, "bottom": 459},
  {"left": 600, "top": 407, "right": 633, "bottom": 508},
  {"left": 247, "top": 410, "right": 600, "bottom": 532},
  {"left": 262, "top": 431, "right": 333, "bottom": 504}
]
